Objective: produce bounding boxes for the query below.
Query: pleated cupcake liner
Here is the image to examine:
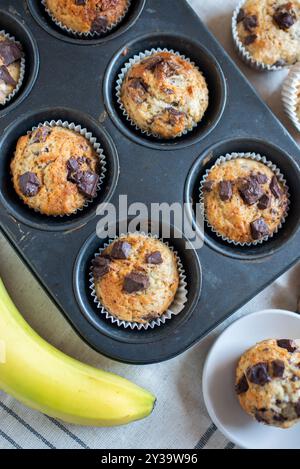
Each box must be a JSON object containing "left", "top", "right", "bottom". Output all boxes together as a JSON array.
[
  {"left": 282, "top": 62, "right": 300, "bottom": 132},
  {"left": 12, "top": 119, "right": 107, "bottom": 218},
  {"left": 89, "top": 232, "right": 188, "bottom": 331},
  {"left": 199, "top": 152, "right": 290, "bottom": 247},
  {"left": 42, "top": 0, "right": 131, "bottom": 38},
  {"left": 0, "top": 29, "right": 25, "bottom": 106},
  {"left": 116, "top": 48, "right": 200, "bottom": 139}
]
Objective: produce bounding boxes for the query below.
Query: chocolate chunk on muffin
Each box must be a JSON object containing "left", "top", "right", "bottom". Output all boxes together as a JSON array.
[
  {"left": 92, "top": 234, "right": 180, "bottom": 324},
  {"left": 235, "top": 339, "right": 300, "bottom": 428},
  {"left": 0, "top": 34, "right": 23, "bottom": 105},
  {"left": 235, "top": 0, "right": 300, "bottom": 67},
  {"left": 202, "top": 157, "right": 288, "bottom": 244},
  {"left": 120, "top": 51, "right": 209, "bottom": 139},
  {"left": 11, "top": 125, "right": 100, "bottom": 216},
  {"left": 45, "top": 0, "right": 129, "bottom": 34}
]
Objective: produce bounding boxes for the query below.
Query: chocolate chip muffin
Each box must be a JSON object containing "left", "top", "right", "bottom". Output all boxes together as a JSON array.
[
  {"left": 120, "top": 51, "right": 209, "bottom": 139},
  {"left": 235, "top": 339, "right": 300, "bottom": 428},
  {"left": 0, "top": 34, "right": 23, "bottom": 104},
  {"left": 11, "top": 125, "right": 101, "bottom": 216},
  {"left": 92, "top": 234, "right": 180, "bottom": 324},
  {"left": 235, "top": 0, "right": 300, "bottom": 67},
  {"left": 202, "top": 157, "right": 289, "bottom": 244},
  {"left": 45, "top": 0, "right": 129, "bottom": 34}
]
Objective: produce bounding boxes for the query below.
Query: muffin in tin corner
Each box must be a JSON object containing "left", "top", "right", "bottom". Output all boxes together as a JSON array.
[{"left": 0, "top": 33, "right": 24, "bottom": 105}]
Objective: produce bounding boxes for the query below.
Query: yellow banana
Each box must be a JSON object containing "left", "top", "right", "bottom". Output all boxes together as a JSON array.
[{"left": 0, "top": 278, "right": 155, "bottom": 426}]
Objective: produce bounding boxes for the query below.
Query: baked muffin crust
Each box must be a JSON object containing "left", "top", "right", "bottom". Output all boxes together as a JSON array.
[
  {"left": 0, "top": 34, "right": 23, "bottom": 105},
  {"left": 120, "top": 51, "right": 209, "bottom": 139},
  {"left": 92, "top": 234, "right": 180, "bottom": 324},
  {"left": 236, "top": 0, "right": 300, "bottom": 66}
]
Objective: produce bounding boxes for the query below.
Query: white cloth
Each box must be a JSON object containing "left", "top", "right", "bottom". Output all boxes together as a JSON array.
[{"left": 0, "top": 0, "right": 299, "bottom": 450}]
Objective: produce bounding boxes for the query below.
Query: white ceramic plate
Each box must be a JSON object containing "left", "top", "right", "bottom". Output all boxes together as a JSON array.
[{"left": 202, "top": 309, "right": 300, "bottom": 449}]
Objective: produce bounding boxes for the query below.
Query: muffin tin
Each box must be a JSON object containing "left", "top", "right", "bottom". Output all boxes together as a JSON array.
[{"left": 0, "top": 0, "right": 299, "bottom": 364}]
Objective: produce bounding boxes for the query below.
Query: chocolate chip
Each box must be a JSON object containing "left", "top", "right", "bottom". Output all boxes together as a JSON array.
[
  {"left": 250, "top": 218, "right": 269, "bottom": 240},
  {"left": 258, "top": 194, "right": 271, "bottom": 210},
  {"left": 92, "top": 256, "right": 110, "bottom": 279},
  {"left": 291, "top": 375, "right": 299, "bottom": 382},
  {"left": 235, "top": 374, "right": 249, "bottom": 395},
  {"left": 295, "top": 400, "right": 300, "bottom": 417},
  {"left": 168, "top": 107, "right": 185, "bottom": 125},
  {"left": 203, "top": 180, "right": 214, "bottom": 192},
  {"left": 243, "top": 15, "right": 258, "bottom": 32},
  {"left": 91, "top": 16, "right": 108, "bottom": 33},
  {"left": 272, "top": 360, "right": 285, "bottom": 378},
  {"left": 276, "top": 399, "right": 282, "bottom": 405},
  {"left": 239, "top": 177, "right": 263, "bottom": 205},
  {"left": 129, "top": 78, "right": 149, "bottom": 93},
  {"left": 145, "top": 55, "right": 165, "bottom": 71},
  {"left": 31, "top": 126, "right": 51, "bottom": 144},
  {"left": 0, "top": 65, "right": 16, "bottom": 86},
  {"left": 237, "top": 8, "right": 245, "bottom": 23},
  {"left": 270, "top": 176, "right": 282, "bottom": 199},
  {"left": 219, "top": 181, "right": 233, "bottom": 202},
  {"left": 244, "top": 34, "right": 257, "bottom": 45},
  {"left": 145, "top": 55, "right": 179, "bottom": 77},
  {"left": 252, "top": 173, "right": 268, "bottom": 184},
  {"left": 76, "top": 171, "right": 99, "bottom": 198},
  {"left": 277, "top": 339, "right": 297, "bottom": 353},
  {"left": 255, "top": 411, "right": 269, "bottom": 424},
  {"left": 19, "top": 172, "right": 40, "bottom": 197},
  {"left": 66, "top": 158, "right": 80, "bottom": 182},
  {"left": 123, "top": 271, "right": 150, "bottom": 294},
  {"left": 75, "top": 0, "right": 86, "bottom": 4},
  {"left": 247, "top": 362, "right": 271, "bottom": 386},
  {"left": 273, "top": 414, "right": 287, "bottom": 423},
  {"left": 273, "top": 4, "right": 296, "bottom": 30},
  {"left": 273, "top": 59, "right": 286, "bottom": 67},
  {"left": 110, "top": 241, "right": 131, "bottom": 259},
  {"left": 145, "top": 251, "right": 163, "bottom": 265},
  {"left": 0, "top": 40, "right": 23, "bottom": 66}
]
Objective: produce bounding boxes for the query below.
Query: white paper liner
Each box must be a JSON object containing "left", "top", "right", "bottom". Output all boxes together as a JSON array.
[
  {"left": 116, "top": 48, "right": 200, "bottom": 139},
  {"left": 282, "top": 62, "right": 300, "bottom": 132},
  {"left": 89, "top": 232, "right": 188, "bottom": 330},
  {"left": 42, "top": 0, "right": 131, "bottom": 38},
  {"left": 232, "top": 0, "right": 287, "bottom": 72},
  {"left": 0, "top": 30, "right": 25, "bottom": 106},
  {"left": 12, "top": 120, "right": 107, "bottom": 218},
  {"left": 199, "top": 152, "right": 290, "bottom": 247}
]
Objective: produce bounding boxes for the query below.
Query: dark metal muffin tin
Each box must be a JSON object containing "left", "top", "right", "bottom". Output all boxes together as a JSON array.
[{"left": 0, "top": 0, "right": 299, "bottom": 364}]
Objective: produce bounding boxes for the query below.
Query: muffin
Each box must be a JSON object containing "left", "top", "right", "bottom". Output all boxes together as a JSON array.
[
  {"left": 235, "top": 0, "right": 300, "bottom": 67},
  {"left": 0, "top": 34, "right": 23, "bottom": 105},
  {"left": 235, "top": 339, "right": 300, "bottom": 428},
  {"left": 119, "top": 51, "right": 209, "bottom": 139},
  {"left": 92, "top": 234, "right": 180, "bottom": 324},
  {"left": 44, "top": 0, "right": 129, "bottom": 34},
  {"left": 11, "top": 125, "right": 101, "bottom": 216},
  {"left": 202, "top": 157, "right": 289, "bottom": 244}
]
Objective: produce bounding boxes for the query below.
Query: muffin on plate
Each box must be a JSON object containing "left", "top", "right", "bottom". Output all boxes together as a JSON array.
[
  {"left": 234, "top": 0, "right": 300, "bottom": 67},
  {"left": 44, "top": 0, "right": 129, "bottom": 34},
  {"left": 235, "top": 339, "right": 300, "bottom": 428},
  {"left": 202, "top": 157, "right": 289, "bottom": 244},
  {"left": 119, "top": 51, "right": 209, "bottom": 139},
  {"left": 92, "top": 233, "right": 180, "bottom": 324},
  {"left": 11, "top": 125, "right": 101, "bottom": 216},
  {"left": 0, "top": 34, "right": 24, "bottom": 105}
]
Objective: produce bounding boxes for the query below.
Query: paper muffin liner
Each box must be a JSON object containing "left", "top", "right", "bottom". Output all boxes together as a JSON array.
[
  {"left": 42, "top": 0, "right": 131, "bottom": 38},
  {"left": 89, "top": 232, "right": 188, "bottom": 331},
  {"left": 0, "top": 29, "right": 25, "bottom": 106},
  {"left": 282, "top": 62, "right": 300, "bottom": 132},
  {"left": 199, "top": 152, "right": 290, "bottom": 247},
  {"left": 232, "top": 0, "right": 286, "bottom": 72},
  {"left": 116, "top": 48, "right": 201, "bottom": 139},
  {"left": 12, "top": 120, "right": 107, "bottom": 218}
]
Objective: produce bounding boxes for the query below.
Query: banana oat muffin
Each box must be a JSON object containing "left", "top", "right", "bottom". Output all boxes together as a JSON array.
[
  {"left": 11, "top": 126, "right": 100, "bottom": 216},
  {"left": 92, "top": 233, "right": 180, "bottom": 324},
  {"left": 202, "top": 157, "right": 289, "bottom": 244},
  {"left": 235, "top": 0, "right": 300, "bottom": 67},
  {"left": 235, "top": 339, "right": 300, "bottom": 428},
  {"left": 120, "top": 51, "right": 209, "bottom": 139},
  {"left": 45, "top": 0, "right": 129, "bottom": 34},
  {"left": 0, "top": 34, "right": 23, "bottom": 105}
]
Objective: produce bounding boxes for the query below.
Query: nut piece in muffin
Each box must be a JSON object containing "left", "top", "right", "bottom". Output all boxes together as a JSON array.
[
  {"left": 45, "top": 0, "right": 129, "bottom": 34},
  {"left": 11, "top": 126, "right": 100, "bottom": 216},
  {"left": 92, "top": 233, "right": 180, "bottom": 324},
  {"left": 202, "top": 158, "right": 288, "bottom": 244},
  {"left": 0, "top": 34, "right": 23, "bottom": 105},
  {"left": 236, "top": 0, "right": 300, "bottom": 66},
  {"left": 120, "top": 51, "right": 209, "bottom": 139},
  {"left": 235, "top": 339, "right": 300, "bottom": 428}
]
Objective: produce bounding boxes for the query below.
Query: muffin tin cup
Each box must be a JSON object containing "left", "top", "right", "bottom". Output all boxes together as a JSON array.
[
  {"left": 0, "top": 29, "right": 26, "bottom": 106},
  {"left": 12, "top": 119, "right": 107, "bottom": 218},
  {"left": 115, "top": 48, "right": 201, "bottom": 139},
  {"left": 199, "top": 152, "right": 290, "bottom": 247},
  {"left": 232, "top": 0, "right": 285, "bottom": 72},
  {"left": 41, "top": 0, "right": 131, "bottom": 38},
  {"left": 282, "top": 62, "right": 300, "bottom": 133},
  {"left": 89, "top": 232, "right": 188, "bottom": 331}
]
